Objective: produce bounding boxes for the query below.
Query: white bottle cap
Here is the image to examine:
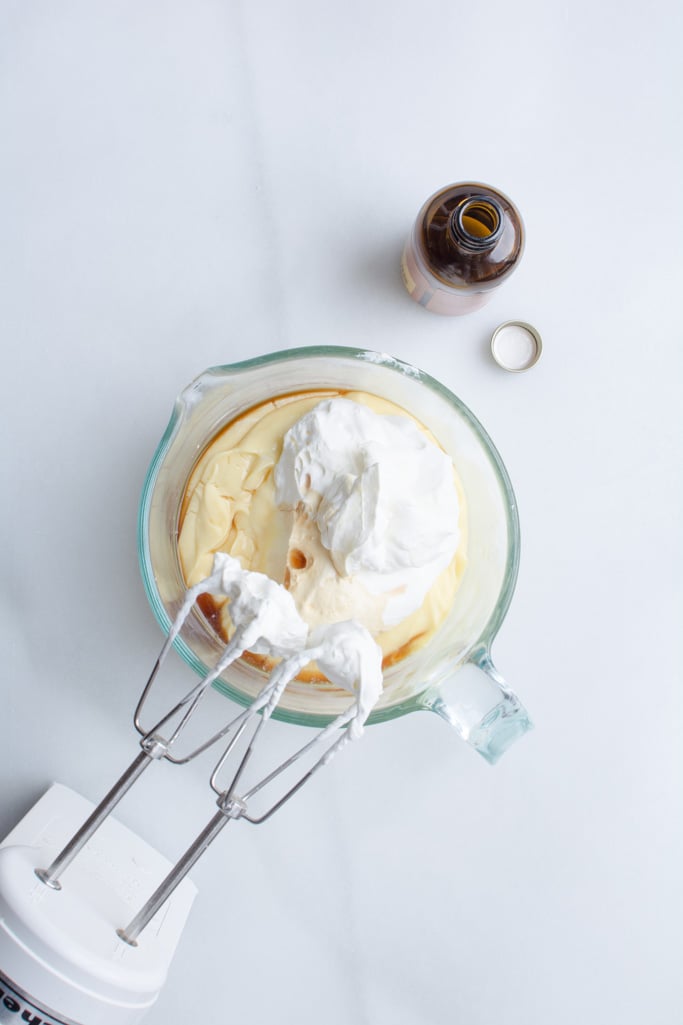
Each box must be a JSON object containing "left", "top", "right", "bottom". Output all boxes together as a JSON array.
[{"left": 490, "top": 321, "right": 542, "bottom": 372}]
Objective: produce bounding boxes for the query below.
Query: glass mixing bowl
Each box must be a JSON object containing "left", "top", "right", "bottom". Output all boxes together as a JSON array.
[{"left": 138, "top": 347, "right": 532, "bottom": 763}]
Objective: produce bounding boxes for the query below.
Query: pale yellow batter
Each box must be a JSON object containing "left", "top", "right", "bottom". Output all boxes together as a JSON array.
[{"left": 178, "top": 389, "right": 467, "bottom": 671}]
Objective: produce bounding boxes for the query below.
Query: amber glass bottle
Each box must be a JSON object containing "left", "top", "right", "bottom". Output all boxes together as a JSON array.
[{"left": 401, "top": 182, "right": 525, "bottom": 315}]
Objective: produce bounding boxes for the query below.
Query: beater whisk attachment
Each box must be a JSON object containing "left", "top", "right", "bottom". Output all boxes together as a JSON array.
[{"left": 34, "top": 555, "right": 383, "bottom": 945}]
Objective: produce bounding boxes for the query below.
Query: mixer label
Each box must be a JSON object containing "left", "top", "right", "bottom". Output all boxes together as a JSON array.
[{"left": 0, "top": 972, "right": 77, "bottom": 1025}]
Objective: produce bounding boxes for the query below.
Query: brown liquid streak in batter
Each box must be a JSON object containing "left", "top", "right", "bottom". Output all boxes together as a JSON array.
[{"left": 178, "top": 387, "right": 450, "bottom": 681}]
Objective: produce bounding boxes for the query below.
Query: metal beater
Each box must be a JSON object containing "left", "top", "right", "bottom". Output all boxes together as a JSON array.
[{"left": 32, "top": 556, "right": 380, "bottom": 948}]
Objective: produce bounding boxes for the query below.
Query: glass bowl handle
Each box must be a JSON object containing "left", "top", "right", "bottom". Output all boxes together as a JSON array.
[{"left": 420, "top": 645, "right": 533, "bottom": 764}]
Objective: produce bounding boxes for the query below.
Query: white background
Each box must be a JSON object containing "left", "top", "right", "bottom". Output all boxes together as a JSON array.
[{"left": 1, "top": 1, "right": 682, "bottom": 1022}]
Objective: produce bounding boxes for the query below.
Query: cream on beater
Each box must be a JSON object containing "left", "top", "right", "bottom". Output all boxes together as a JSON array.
[{"left": 183, "top": 553, "right": 384, "bottom": 738}]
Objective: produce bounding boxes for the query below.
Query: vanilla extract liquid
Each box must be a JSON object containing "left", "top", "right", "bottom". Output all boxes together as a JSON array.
[{"left": 401, "top": 182, "right": 525, "bottom": 315}]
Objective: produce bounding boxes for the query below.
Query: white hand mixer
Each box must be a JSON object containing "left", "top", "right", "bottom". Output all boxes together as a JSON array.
[{"left": 0, "top": 556, "right": 383, "bottom": 1025}]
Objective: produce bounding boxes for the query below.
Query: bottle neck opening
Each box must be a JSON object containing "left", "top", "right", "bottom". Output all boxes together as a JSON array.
[{"left": 449, "top": 196, "right": 504, "bottom": 251}]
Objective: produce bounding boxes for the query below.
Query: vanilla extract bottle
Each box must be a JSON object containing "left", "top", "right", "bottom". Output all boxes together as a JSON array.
[{"left": 401, "top": 182, "right": 525, "bottom": 315}]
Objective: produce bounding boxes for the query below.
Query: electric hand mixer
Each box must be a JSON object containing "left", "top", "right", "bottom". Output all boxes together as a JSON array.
[{"left": 0, "top": 555, "right": 383, "bottom": 1025}]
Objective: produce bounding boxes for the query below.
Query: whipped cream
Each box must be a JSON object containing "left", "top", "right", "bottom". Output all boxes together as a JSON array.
[
  {"left": 203, "top": 553, "right": 307, "bottom": 656},
  {"left": 202, "top": 556, "right": 383, "bottom": 734},
  {"left": 253, "top": 619, "right": 383, "bottom": 741},
  {"left": 169, "top": 555, "right": 384, "bottom": 740},
  {"left": 274, "top": 398, "right": 460, "bottom": 626},
  {"left": 306, "top": 621, "right": 383, "bottom": 738},
  {"left": 166, "top": 552, "right": 307, "bottom": 660},
  {"left": 204, "top": 553, "right": 308, "bottom": 656}
]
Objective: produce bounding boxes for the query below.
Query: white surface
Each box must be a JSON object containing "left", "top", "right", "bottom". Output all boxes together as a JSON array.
[{"left": 0, "top": 1, "right": 681, "bottom": 1023}]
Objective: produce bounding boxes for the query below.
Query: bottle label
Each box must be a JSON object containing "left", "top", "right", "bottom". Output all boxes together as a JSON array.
[
  {"left": 400, "top": 251, "right": 417, "bottom": 295},
  {"left": 401, "top": 234, "right": 491, "bottom": 316},
  {"left": 401, "top": 242, "right": 434, "bottom": 307},
  {"left": 0, "top": 971, "right": 77, "bottom": 1025}
]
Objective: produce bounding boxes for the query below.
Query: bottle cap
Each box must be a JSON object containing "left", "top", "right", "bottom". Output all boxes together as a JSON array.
[{"left": 490, "top": 321, "right": 542, "bottom": 372}]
